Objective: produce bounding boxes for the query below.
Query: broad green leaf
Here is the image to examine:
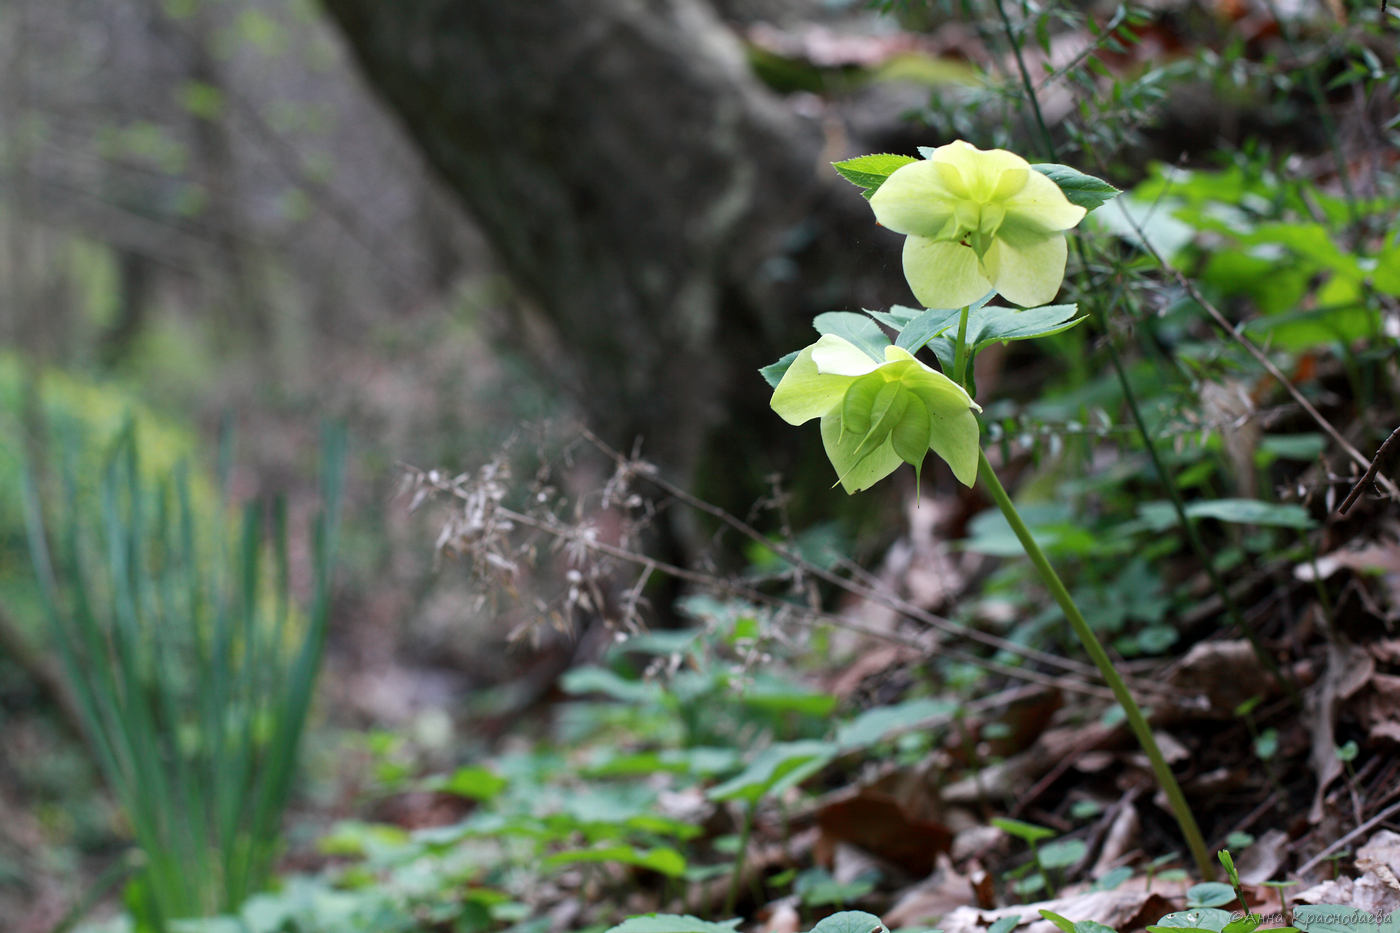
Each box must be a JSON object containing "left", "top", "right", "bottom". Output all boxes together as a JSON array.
[
  {"left": 606, "top": 915, "right": 743, "bottom": 933},
  {"left": 832, "top": 153, "right": 919, "bottom": 198},
  {"left": 706, "top": 739, "right": 836, "bottom": 803},
  {"left": 544, "top": 845, "right": 687, "bottom": 878},
  {"left": 991, "top": 817, "right": 1055, "bottom": 844},
  {"left": 1185, "top": 883, "right": 1237, "bottom": 908},
  {"left": 808, "top": 910, "right": 888, "bottom": 933},
  {"left": 894, "top": 307, "right": 964, "bottom": 353},
  {"left": 760, "top": 350, "right": 801, "bottom": 388},
  {"left": 1039, "top": 838, "right": 1087, "bottom": 869},
  {"left": 836, "top": 698, "right": 959, "bottom": 750},
  {"left": 433, "top": 765, "right": 508, "bottom": 801},
  {"left": 1186, "top": 499, "right": 1314, "bottom": 529},
  {"left": 1040, "top": 911, "right": 1077, "bottom": 933},
  {"left": 988, "top": 918, "right": 1020, "bottom": 933},
  {"left": 1032, "top": 163, "right": 1120, "bottom": 211},
  {"left": 963, "top": 304, "right": 1085, "bottom": 348},
  {"left": 866, "top": 305, "right": 926, "bottom": 329},
  {"left": 1152, "top": 909, "right": 1233, "bottom": 933},
  {"left": 814, "top": 312, "right": 892, "bottom": 362},
  {"left": 560, "top": 666, "right": 662, "bottom": 704}
]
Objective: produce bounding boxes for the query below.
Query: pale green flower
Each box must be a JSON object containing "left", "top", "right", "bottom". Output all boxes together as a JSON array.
[
  {"left": 770, "top": 334, "right": 982, "bottom": 491},
  {"left": 870, "top": 141, "right": 1087, "bottom": 309}
]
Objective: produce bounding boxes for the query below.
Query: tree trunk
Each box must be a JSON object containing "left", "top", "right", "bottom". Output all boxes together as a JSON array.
[{"left": 318, "top": 0, "right": 886, "bottom": 493}]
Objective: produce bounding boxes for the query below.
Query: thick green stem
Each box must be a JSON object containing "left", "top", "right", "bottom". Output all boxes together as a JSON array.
[
  {"left": 975, "top": 449, "right": 1213, "bottom": 878},
  {"left": 952, "top": 304, "right": 972, "bottom": 386}
]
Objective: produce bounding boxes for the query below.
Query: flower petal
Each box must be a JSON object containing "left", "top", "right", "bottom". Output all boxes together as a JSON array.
[
  {"left": 928, "top": 141, "right": 1033, "bottom": 201},
  {"left": 869, "top": 161, "right": 960, "bottom": 239},
  {"left": 927, "top": 405, "right": 981, "bottom": 487},
  {"left": 810, "top": 334, "right": 882, "bottom": 376},
  {"left": 770, "top": 342, "right": 858, "bottom": 425},
  {"left": 982, "top": 227, "right": 1069, "bottom": 308},
  {"left": 1004, "top": 168, "right": 1087, "bottom": 232},
  {"left": 903, "top": 237, "right": 993, "bottom": 310},
  {"left": 821, "top": 408, "right": 904, "bottom": 494}
]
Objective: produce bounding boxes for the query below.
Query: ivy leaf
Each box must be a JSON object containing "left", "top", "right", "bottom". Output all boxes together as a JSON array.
[
  {"left": 814, "top": 311, "right": 891, "bottom": 362},
  {"left": 832, "top": 153, "right": 919, "bottom": 199},
  {"left": 1032, "top": 163, "right": 1121, "bottom": 211}
]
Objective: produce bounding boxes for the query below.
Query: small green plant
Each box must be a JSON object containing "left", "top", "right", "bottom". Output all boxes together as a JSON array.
[
  {"left": 23, "top": 423, "right": 345, "bottom": 928},
  {"left": 993, "top": 817, "right": 1086, "bottom": 899},
  {"left": 763, "top": 141, "right": 1211, "bottom": 878}
]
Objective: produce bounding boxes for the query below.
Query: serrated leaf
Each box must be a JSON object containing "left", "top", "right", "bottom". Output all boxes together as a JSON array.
[
  {"left": 606, "top": 915, "right": 743, "bottom": 933},
  {"left": 808, "top": 910, "right": 888, "bottom": 933},
  {"left": 1031, "top": 163, "right": 1120, "bottom": 210},
  {"left": 895, "top": 307, "right": 965, "bottom": 353},
  {"left": 760, "top": 350, "right": 801, "bottom": 388},
  {"left": 964, "top": 304, "right": 1084, "bottom": 348},
  {"left": 814, "top": 312, "right": 891, "bottom": 362},
  {"left": 832, "top": 154, "right": 919, "bottom": 198}
]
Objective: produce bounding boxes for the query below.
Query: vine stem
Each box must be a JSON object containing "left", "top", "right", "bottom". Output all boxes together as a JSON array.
[{"left": 975, "top": 448, "right": 1213, "bottom": 879}]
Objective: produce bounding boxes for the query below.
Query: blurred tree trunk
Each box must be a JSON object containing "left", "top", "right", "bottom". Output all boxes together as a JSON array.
[{"left": 318, "top": 0, "right": 886, "bottom": 498}]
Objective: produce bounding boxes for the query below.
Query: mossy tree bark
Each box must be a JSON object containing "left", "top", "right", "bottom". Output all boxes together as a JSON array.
[{"left": 319, "top": 0, "right": 892, "bottom": 502}]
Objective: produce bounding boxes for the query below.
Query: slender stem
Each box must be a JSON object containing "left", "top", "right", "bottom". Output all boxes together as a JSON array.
[
  {"left": 976, "top": 450, "right": 1213, "bottom": 879},
  {"left": 723, "top": 802, "right": 757, "bottom": 917},
  {"left": 952, "top": 304, "right": 972, "bottom": 386}
]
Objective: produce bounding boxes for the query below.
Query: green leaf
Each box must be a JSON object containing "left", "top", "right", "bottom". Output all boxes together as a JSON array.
[
  {"left": 1040, "top": 911, "right": 1078, "bottom": 933},
  {"left": 606, "top": 915, "right": 743, "bottom": 933},
  {"left": 814, "top": 312, "right": 891, "bottom": 362},
  {"left": 1152, "top": 909, "right": 1234, "bottom": 933},
  {"left": 706, "top": 740, "right": 837, "bottom": 803},
  {"left": 836, "top": 698, "right": 959, "bottom": 750},
  {"left": 832, "top": 153, "right": 919, "bottom": 198},
  {"left": 808, "top": 910, "right": 888, "bottom": 933},
  {"left": 991, "top": 817, "right": 1056, "bottom": 844},
  {"left": 741, "top": 676, "right": 837, "bottom": 716},
  {"left": 560, "top": 666, "right": 662, "bottom": 704},
  {"left": 544, "top": 845, "right": 687, "bottom": 878},
  {"left": 433, "top": 766, "right": 508, "bottom": 801},
  {"left": 1218, "top": 849, "right": 1241, "bottom": 889},
  {"left": 1032, "top": 163, "right": 1120, "bottom": 210},
  {"left": 988, "top": 917, "right": 1021, "bottom": 933},
  {"left": 964, "top": 304, "right": 1085, "bottom": 349},
  {"left": 760, "top": 350, "right": 801, "bottom": 388},
  {"left": 894, "top": 307, "right": 964, "bottom": 353},
  {"left": 1039, "top": 839, "right": 1087, "bottom": 869},
  {"left": 866, "top": 305, "right": 926, "bottom": 329},
  {"left": 1186, "top": 883, "right": 1237, "bottom": 908},
  {"left": 1185, "top": 499, "right": 1314, "bottom": 529},
  {"left": 1222, "top": 916, "right": 1261, "bottom": 933}
]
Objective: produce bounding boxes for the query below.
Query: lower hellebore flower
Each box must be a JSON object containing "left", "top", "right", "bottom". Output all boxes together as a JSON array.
[
  {"left": 770, "top": 334, "right": 981, "bottom": 492},
  {"left": 870, "top": 140, "right": 1087, "bottom": 309}
]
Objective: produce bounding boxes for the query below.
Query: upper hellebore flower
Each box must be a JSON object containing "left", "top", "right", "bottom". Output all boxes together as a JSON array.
[
  {"left": 870, "top": 141, "right": 1087, "bottom": 309},
  {"left": 770, "top": 334, "right": 982, "bottom": 492}
]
